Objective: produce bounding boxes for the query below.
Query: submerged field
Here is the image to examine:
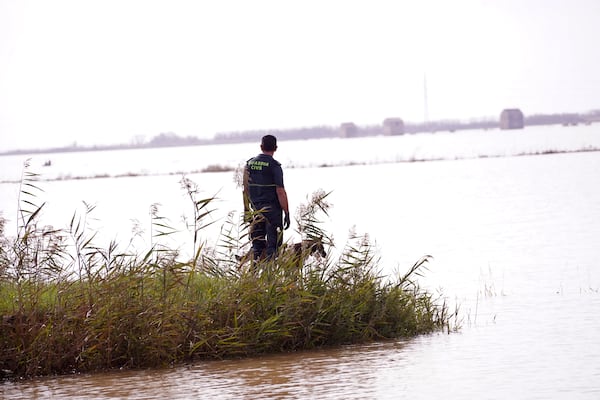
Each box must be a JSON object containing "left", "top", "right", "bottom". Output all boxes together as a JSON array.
[{"left": 0, "top": 173, "right": 450, "bottom": 380}]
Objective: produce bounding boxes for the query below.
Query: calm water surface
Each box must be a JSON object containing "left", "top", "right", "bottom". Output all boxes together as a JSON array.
[{"left": 1, "top": 127, "right": 599, "bottom": 399}]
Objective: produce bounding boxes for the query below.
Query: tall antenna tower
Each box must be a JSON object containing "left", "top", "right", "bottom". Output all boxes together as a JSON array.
[{"left": 423, "top": 72, "right": 429, "bottom": 124}]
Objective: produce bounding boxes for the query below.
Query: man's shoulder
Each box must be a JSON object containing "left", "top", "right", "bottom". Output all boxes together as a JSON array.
[{"left": 248, "top": 154, "right": 280, "bottom": 166}]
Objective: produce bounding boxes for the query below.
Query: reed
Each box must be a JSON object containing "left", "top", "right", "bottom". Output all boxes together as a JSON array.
[{"left": 0, "top": 163, "right": 449, "bottom": 380}]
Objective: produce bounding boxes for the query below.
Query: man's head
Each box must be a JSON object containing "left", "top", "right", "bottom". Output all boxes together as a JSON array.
[{"left": 260, "top": 135, "right": 277, "bottom": 153}]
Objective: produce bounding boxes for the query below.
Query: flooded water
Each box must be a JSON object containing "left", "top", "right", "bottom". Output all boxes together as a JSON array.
[{"left": 1, "top": 125, "right": 600, "bottom": 398}]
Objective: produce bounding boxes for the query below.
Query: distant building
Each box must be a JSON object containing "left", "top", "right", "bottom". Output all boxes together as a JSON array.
[
  {"left": 500, "top": 109, "right": 524, "bottom": 129},
  {"left": 382, "top": 118, "right": 405, "bottom": 135},
  {"left": 340, "top": 122, "right": 358, "bottom": 138},
  {"left": 583, "top": 110, "right": 600, "bottom": 124}
]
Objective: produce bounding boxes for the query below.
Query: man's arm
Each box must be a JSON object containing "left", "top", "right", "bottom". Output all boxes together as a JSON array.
[
  {"left": 276, "top": 187, "right": 289, "bottom": 214},
  {"left": 242, "top": 168, "right": 251, "bottom": 221},
  {"left": 276, "top": 186, "right": 290, "bottom": 229}
]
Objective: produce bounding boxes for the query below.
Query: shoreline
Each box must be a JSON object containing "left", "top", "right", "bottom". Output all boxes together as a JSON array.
[{"left": 1, "top": 145, "right": 598, "bottom": 185}]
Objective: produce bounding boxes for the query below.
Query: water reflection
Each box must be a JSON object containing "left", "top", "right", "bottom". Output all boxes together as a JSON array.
[{"left": 1, "top": 341, "right": 414, "bottom": 399}]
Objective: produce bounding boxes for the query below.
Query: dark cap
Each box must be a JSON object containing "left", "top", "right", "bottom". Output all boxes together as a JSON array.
[{"left": 261, "top": 135, "right": 277, "bottom": 151}]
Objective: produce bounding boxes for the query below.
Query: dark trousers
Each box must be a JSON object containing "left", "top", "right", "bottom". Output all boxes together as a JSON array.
[{"left": 250, "top": 204, "right": 283, "bottom": 260}]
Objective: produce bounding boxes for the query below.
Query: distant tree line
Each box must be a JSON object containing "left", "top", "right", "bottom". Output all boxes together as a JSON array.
[
  {"left": 214, "top": 109, "right": 600, "bottom": 141},
  {"left": 525, "top": 112, "right": 596, "bottom": 126},
  {"left": 212, "top": 126, "right": 337, "bottom": 144},
  {"left": 145, "top": 132, "right": 212, "bottom": 147},
  {"left": 2, "top": 110, "right": 599, "bottom": 156}
]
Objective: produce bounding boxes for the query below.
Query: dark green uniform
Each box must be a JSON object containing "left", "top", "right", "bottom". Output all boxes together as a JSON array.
[{"left": 246, "top": 153, "right": 285, "bottom": 259}]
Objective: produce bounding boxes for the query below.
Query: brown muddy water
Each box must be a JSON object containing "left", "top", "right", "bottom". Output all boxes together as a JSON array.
[{"left": 2, "top": 341, "right": 420, "bottom": 399}]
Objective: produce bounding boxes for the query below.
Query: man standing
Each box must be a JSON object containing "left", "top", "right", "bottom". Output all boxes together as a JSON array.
[{"left": 243, "top": 135, "right": 290, "bottom": 261}]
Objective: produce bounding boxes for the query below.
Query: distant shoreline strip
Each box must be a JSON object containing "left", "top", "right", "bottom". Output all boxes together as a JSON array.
[{"left": 1, "top": 146, "right": 599, "bottom": 184}]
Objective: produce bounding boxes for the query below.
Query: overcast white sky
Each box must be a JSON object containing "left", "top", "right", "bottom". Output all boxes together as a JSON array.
[{"left": 1, "top": 0, "right": 599, "bottom": 151}]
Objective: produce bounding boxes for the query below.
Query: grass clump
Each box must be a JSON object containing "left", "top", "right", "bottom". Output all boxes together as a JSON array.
[
  {"left": 201, "top": 164, "right": 234, "bottom": 173},
  {"left": 0, "top": 162, "right": 449, "bottom": 380}
]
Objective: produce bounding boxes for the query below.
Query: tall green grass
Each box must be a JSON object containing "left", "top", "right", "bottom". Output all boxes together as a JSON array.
[{"left": 0, "top": 161, "right": 450, "bottom": 380}]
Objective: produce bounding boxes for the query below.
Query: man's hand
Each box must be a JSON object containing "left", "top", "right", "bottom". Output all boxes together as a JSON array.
[{"left": 283, "top": 211, "right": 290, "bottom": 230}]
